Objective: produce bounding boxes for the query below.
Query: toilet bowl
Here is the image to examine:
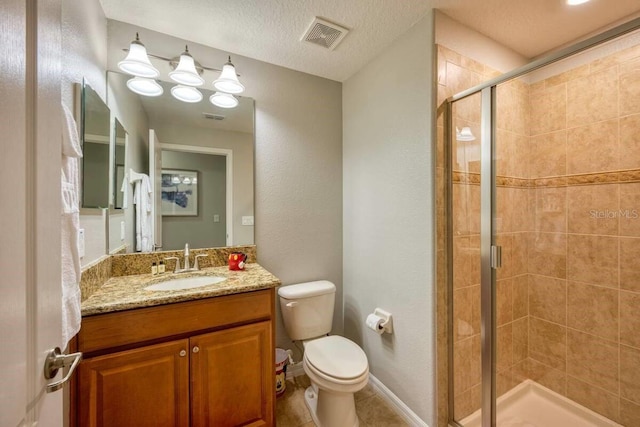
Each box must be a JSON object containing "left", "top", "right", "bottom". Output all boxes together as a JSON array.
[
  {"left": 278, "top": 281, "right": 369, "bottom": 427},
  {"left": 302, "top": 335, "right": 369, "bottom": 427}
]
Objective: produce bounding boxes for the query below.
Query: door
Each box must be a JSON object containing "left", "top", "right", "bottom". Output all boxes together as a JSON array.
[
  {"left": 449, "top": 91, "right": 485, "bottom": 425},
  {"left": 190, "top": 321, "right": 274, "bottom": 427},
  {"left": 149, "top": 129, "right": 163, "bottom": 250},
  {"left": 1, "top": 0, "right": 65, "bottom": 425},
  {"left": 77, "top": 339, "right": 190, "bottom": 427}
]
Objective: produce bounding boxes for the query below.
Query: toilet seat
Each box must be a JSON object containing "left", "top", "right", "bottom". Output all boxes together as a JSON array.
[{"left": 303, "top": 336, "right": 368, "bottom": 382}]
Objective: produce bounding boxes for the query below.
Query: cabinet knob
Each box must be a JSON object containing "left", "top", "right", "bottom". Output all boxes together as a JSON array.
[
  {"left": 192, "top": 346, "right": 200, "bottom": 354},
  {"left": 179, "top": 350, "right": 187, "bottom": 357}
]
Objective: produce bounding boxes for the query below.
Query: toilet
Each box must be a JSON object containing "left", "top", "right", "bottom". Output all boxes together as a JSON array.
[{"left": 278, "top": 280, "right": 369, "bottom": 427}]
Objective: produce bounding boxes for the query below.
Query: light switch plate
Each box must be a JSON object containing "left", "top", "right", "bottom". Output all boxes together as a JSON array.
[
  {"left": 242, "top": 216, "right": 254, "bottom": 226},
  {"left": 120, "top": 221, "right": 125, "bottom": 241},
  {"left": 213, "top": 214, "right": 220, "bottom": 223}
]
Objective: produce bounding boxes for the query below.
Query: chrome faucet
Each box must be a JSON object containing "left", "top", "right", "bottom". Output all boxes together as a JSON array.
[
  {"left": 183, "top": 243, "right": 191, "bottom": 270},
  {"left": 164, "top": 243, "right": 208, "bottom": 273}
]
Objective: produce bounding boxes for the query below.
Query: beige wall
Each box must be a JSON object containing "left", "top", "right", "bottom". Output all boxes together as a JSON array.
[
  {"left": 435, "top": 11, "right": 528, "bottom": 74},
  {"left": 343, "top": 13, "right": 436, "bottom": 424}
]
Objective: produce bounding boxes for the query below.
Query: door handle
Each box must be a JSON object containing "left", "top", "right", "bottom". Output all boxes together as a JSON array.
[{"left": 43, "top": 347, "right": 83, "bottom": 393}]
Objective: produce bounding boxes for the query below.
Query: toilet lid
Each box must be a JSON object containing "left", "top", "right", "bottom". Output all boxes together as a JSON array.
[{"left": 304, "top": 336, "right": 368, "bottom": 380}]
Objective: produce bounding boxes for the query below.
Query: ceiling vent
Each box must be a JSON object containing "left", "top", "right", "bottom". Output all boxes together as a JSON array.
[
  {"left": 301, "top": 17, "right": 349, "bottom": 51},
  {"left": 202, "top": 112, "right": 225, "bottom": 120}
]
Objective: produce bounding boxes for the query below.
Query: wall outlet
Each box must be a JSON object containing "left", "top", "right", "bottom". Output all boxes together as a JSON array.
[
  {"left": 242, "top": 216, "right": 254, "bottom": 226},
  {"left": 213, "top": 214, "right": 220, "bottom": 223},
  {"left": 120, "top": 221, "right": 125, "bottom": 241},
  {"left": 78, "top": 228, "right": 85, "bottom": 258}
]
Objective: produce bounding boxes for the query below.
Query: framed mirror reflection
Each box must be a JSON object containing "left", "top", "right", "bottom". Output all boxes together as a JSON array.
[
  {"left": 113, "top": 119, "right": 126, "bottom": 210},
  {"left": 81, "top": 80, "right": 111, "bottom": 209},
  {"left": 106, "top": 71, "right": 255, "bottom": 252}
]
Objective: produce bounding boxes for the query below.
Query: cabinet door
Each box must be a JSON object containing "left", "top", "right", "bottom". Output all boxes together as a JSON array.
[
  {"left": 191, "top": 321, "right": 274, "bottom": 427},
  {"left": 78, "top": 339, "right": 190, "bottom": 427}
]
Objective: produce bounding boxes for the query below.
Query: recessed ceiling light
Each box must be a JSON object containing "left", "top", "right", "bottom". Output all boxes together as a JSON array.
[{"left": 567, "top": 0, "right": 590, "bottom": 5}]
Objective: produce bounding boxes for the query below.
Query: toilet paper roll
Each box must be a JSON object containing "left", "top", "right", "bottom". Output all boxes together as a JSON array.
[{"left": 366, "top": 313, "right": 385, "bottom": 335}]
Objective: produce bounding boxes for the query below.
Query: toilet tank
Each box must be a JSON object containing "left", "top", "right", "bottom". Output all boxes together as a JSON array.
[{"left": 278, "top": 280, "right": 336, "bottom": 341}]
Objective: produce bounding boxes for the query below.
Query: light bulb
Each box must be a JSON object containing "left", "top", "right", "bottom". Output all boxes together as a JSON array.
[
  {"left": 209, "top": 92, "right": 238, "bottom": 108},
  {"left": 171, "top": 85, "right": 203, "bottom": 103},
  {"left": 118, "top": 34, "right": 159, "bottom": 78},
  {"left": 212, "top": 56, "right": 244, "bottom": 94},
  {"left": 126, "top": 77, "right": 163, "bottom": 97},
  {"left": 169, "top": 46, "right": 204, "bottom": 86}
]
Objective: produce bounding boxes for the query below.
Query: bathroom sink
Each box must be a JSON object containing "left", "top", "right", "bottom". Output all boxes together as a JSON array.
[{"left": 144, "top": 275, "right": 227, "bottom": 291}]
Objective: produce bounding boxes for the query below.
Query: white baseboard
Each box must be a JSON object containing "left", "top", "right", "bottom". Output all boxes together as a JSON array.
[
  {"left": 368, "top": 373, "right": 429, "bottom": 427},
  {"left": 285, "top": 365, "right": 428, "bottom": 427}
]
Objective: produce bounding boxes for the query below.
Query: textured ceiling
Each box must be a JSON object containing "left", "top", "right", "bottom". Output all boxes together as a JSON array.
[
  {"left": 99, "top": 0, "right": 640, "bottom": 82},
  {"left": 437, "top": 0, "right": 640, "bottom": 59}
]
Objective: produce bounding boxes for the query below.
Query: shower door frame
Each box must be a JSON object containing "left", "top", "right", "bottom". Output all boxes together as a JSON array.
[{"left": 445, "top": 16, "right": 640, "bottom": 427}]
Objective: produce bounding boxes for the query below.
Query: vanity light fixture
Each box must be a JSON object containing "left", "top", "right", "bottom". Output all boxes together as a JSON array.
[
  {"left": 171, "top": 85, "right": 203, "bottom": 103},
  {"left": 213, "top": 56, "right": 245, "bottom": 94},
  {"left": 209, "top": 92, "right": 239, "bottom": 109},
  {"left": 182, "top": 177, "right": 192, "bottom": 184},
  {"left": 169, "top": 46, "right": 205, "bottom": 86},
  {"left": 118, "top": 33, "right": 160, "bottom": 78},
  {"left": 567, "top": 0, "right": 590, "bottom": 5},
  {"left": 126, "top": 77, "right": 163, "bottom": 97},
  {"left": 119, "top": 35, "right": 244, "bottom": 107},
  {"left": 171, "top": 176, "right": 181, "bottom": 184}
]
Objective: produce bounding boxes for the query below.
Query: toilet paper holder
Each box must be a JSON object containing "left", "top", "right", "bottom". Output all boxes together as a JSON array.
[{"left": 373, "top": 308, "right": 393, "bottom": 334}]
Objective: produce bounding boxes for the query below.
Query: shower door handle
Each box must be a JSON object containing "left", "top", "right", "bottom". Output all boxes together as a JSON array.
[{"left": 490, "top": 245, "right": 502, "bottom": 269}]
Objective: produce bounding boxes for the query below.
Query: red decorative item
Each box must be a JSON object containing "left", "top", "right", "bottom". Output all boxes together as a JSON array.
[{"left": 229, "top": 252, "right": 247, "bottom": 270}]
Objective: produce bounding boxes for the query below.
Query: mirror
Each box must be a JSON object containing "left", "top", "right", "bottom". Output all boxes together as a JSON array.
[
  {"left": 106, "top": 71, "right": 255, "bottom": 252},
  {"left": 81, "top": 81, "right": 111, "bottom": 208},
  {"left": 113, "top": 119, "right": 126, "bottom": 209}
]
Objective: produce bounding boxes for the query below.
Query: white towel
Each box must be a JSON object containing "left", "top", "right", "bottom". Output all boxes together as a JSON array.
[
  {"left": 120, "top": 170, "right": 129, "bottom": 209},
  {"left": 133, "top": 174, "right": 153, "bottom": 252},
  {"left": 61, "top": 102, "right": 83, "bottom": 348}
]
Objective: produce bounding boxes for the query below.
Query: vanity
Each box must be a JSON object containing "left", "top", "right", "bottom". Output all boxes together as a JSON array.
[{"left": 72, "top": 250, "right": 279, "bottom": 427}]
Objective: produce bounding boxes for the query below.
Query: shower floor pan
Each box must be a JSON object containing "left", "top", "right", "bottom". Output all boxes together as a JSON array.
[{"left": 460, "top": 379, "right": 622, "bottom": 427}]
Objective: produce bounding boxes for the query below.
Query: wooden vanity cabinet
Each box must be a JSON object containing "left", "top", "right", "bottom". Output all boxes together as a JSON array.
[
  {"left": 74, "top": 289, "right": 275, "bottom": 427},
  {"left": 77, "top": 339, "right": 190, "bottom": 426}
]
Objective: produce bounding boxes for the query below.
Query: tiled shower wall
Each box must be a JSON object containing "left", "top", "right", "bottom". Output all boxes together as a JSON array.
[
  {"left": 523, "top": 44, "right": 640, "bottom": 426},
  {"left": 436, "top": 42, "right": 640, "bottom": 426}
]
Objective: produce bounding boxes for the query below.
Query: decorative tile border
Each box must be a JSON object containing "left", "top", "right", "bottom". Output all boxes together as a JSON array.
[{"left": 453, "top": 169, "right": 640, "bottom": 189}]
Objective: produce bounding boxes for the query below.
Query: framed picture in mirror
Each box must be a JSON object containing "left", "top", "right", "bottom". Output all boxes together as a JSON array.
[{"left": 161, "top": 169, "right": 198, "bottom": 216}]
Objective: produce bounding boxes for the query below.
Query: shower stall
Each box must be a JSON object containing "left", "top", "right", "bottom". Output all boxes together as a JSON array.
[{"left": 440, "top": 18, "right": 640, "bottom": 427}]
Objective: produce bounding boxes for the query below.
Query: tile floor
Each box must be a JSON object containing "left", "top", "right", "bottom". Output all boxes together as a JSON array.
[{"left": 276, "top": 374, "right": 409, "bottom": 427}]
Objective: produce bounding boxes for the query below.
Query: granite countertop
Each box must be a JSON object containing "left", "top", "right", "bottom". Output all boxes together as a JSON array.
[{"left": 81, "top": 263, "right": 280, "bottom": 316}]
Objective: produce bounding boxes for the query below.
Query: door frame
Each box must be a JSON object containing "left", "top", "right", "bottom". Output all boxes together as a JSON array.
[{"left": 161, "top": 143, "right": 234, "bottom": 246}]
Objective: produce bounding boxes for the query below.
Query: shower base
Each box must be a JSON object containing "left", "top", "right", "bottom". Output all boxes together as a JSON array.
[{"left": 460, "top": 379, "right": 622, "bottom": 427}]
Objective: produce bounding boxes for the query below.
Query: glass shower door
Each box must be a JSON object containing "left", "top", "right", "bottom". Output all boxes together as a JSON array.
[{"left": 449, "top": 92, "right": 483, "bottom": 426}]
